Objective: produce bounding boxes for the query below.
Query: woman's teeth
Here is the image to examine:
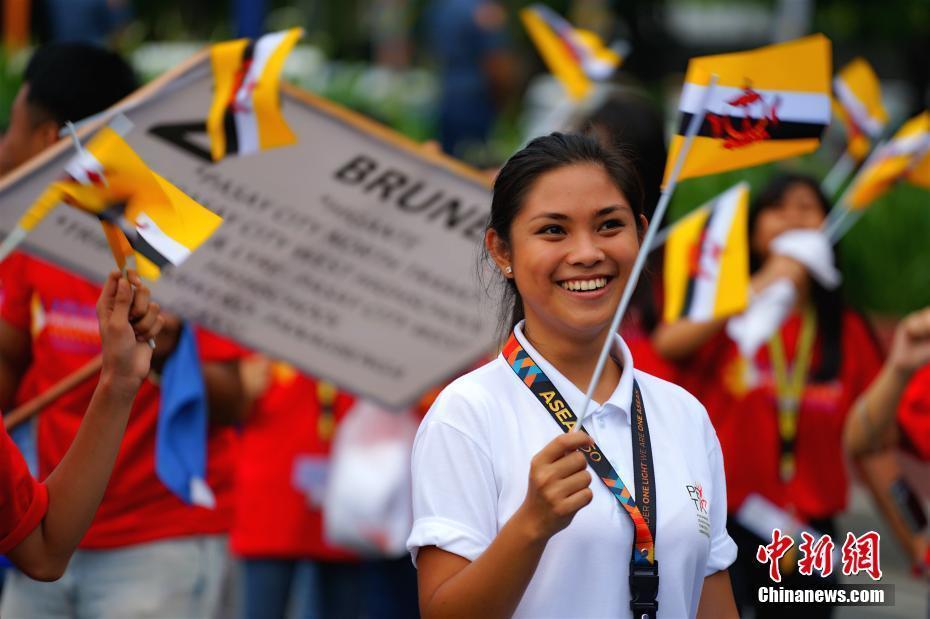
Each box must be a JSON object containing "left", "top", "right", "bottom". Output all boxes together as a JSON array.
[{"left": 560, "top": 277, "right": 607, "bottom": 292}]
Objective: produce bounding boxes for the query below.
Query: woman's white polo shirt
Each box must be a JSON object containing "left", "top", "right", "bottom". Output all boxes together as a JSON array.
[{"left": 408, "top": 323, "right": 737, "bottom": 618}]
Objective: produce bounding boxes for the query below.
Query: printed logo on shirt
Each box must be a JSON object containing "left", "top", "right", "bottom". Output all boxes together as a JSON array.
[
  {"left": 686, "top": 482, "right": 711, "bottom": 538},
  {"left": 43, "top": 299, "right": 100, "bottom": 354}
]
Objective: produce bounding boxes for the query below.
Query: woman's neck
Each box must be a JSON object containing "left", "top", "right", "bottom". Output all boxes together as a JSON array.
[{"left": 521, "top": 319, "right": 621, "bottom": 404}]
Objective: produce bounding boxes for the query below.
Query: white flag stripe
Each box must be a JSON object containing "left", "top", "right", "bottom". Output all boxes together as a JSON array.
[
  {"left": 687, "top": 185, "right": 743, "bottom": 321},
  {"left": 881, "top": 132, "right": 930, "bottom": 159},
  {"left": 135, "top": 212, "right": 192, "bottom": 266},
  {"left": 229, "top": 29, "right": 290, "bottom": 156},
  {"left": 64, "top": 150, "right": 105, "bottom": 186},
  {"left": 833, "top": 78, "right": 884, "bottom": 137},
  {"left": 234, "top": 109, "right": 260, "bottom": 156},
  {"left": 243, "top": 30, "right": 289, "bottom": 92},
  {"left": 679, "top": 83, "right": 830, "bottom": 124},
  {"left": 581, "top": 56, "right": 617, "bottom": 80}
]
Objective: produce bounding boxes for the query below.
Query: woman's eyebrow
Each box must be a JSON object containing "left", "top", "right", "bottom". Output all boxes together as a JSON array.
[
  {"left": 596, "top": 204, "right": 631, "bottom": 217},
  {"left": 529, "top": 212, "right": 569, "bottom": 222},
  {"left": 528, "top": 204, "right": 631, "bottom": 223}
]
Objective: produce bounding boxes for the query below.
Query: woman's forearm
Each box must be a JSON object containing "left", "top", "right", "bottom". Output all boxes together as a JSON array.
[
  {"left": 653, "top": 318, "right": 725, "bottom": 362},
  {"left": 420, "top": 507, "right": 549, "bottom": 619},
  {"left": 696, "top": 570, "right": 738, "bottom": 619},
  {"left": 844, "top": 364, "right": 911, "bottom": 456},
  {"left": 31, "top": 375, "right": 137, "bottom": 574}
]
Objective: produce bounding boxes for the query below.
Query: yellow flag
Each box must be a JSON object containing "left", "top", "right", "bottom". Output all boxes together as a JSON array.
[
  {"left": 21, "top": 127, "right": 222, "bottom": 279},
  {"left": 832, "top": 58, "right": 887, "bottom": 162},
  {"left": 520, "top": 4, "right": 622, "bottom": 102},
  {"left": 848, "top": 111, "right": 930, "bottom": 209},
  {"left": 665, "top": 34, "right": 832, "bottom": 185},
  {"left": 663, "top": 183, "right": 750, "bottom": 323},
  {"left": 207, "top": 27, "right": 303, "bottom": 161}
]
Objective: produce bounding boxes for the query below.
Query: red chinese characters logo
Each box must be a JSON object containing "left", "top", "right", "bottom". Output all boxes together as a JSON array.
[
  {"left": 757, "top": 529, "right": 882, "bottom": 582},
  {"left": 798, "top": 532, "right": 835, "bottom": 577},
  {"left": 707, "top": 83, "right": 781, "bottom": 149},
  {"left": 841, "top": 531, "right": 882, "bottom": 581},
  {"left": 756, "top": 528, "right": 794, "bottom": 583}
]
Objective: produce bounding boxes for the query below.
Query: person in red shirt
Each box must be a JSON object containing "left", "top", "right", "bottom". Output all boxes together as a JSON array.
[
  {"left": 232, "top": 356, "right": 362, "bottom": 619},
  {"left": 0, "top": 44, "right": 247, "bottom": 617},
  {"left": 844, "top": 306, "right": 930, "bottom": 577},
  {"left": 654, "top": 174, "right": 883, "bottom": 618},
  {"left": 1, "top": 271, "right": 161, "bottom": 579}
]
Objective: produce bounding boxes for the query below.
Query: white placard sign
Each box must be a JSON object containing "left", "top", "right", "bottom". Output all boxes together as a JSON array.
[{"left": 0, "top": 53, "right": 498, "bottom": 408}]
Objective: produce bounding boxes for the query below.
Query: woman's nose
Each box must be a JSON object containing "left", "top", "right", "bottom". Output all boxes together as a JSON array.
[{"left": 567, "top": 233, "right": 605, "bottom": 266}]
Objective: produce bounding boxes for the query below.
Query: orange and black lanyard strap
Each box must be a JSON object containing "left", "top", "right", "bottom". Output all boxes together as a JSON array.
[
  {"left": 503, "top": 333, "right": 659, "bottom": 619},
  {"left": 767, "top": 304, "right": 816, "bottom": 482}
]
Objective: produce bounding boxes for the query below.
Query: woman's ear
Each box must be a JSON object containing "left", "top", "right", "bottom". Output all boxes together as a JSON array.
[
  {"left": 638, "top": 214, "right": 649, "bottom": 245},
  {"left": 485, "top": 228, "right": 513, "bottom": 277}
]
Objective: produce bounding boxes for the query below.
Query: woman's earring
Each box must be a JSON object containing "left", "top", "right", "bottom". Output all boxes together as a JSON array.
[{"left": 504, "top": 266, "right": 513, "bottom": 275}]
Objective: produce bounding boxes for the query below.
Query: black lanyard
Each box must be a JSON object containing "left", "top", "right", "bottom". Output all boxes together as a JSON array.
[{"left": 503, "top": 333, "right": 659, "bottom": 618}]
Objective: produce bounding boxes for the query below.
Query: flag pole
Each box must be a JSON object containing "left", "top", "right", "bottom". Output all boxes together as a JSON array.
[
  {"left": 572, "top": 74, "right": 719, "bottom": 431},
  {"left": 651, "top": 201, "right": 711, "bottom": 250},
  {"left": 820, "top": 151, "right": 855, "bottom": 199},
  {"left": 822, "top": 138, "right": 887, "bottom": 242}
]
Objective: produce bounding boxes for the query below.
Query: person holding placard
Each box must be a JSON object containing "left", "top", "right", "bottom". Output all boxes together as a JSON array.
[
  {"left": 408, "top": 133, "right": 738, "bottom": 619},
  {"left": 653, "top": 174, "right": 884, "bottom": 617}
]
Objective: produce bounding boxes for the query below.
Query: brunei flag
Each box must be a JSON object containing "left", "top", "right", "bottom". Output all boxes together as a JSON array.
[
  {"left": 663, "top": 183, "right": 750, "bottom": 323},
  {"left": 207, "top": 27, "right": 303, "bottom": 161},
  {"left": 833, "top": 58, "right": 887, "bottom": 162},
  {"left": 665, "top": 34, "right": 831, "bottom": 184},
  {"left": 520, "top": 4, "right": 622, "bottom": 101},
  {"left": 848, "top": 111, "right": 930, "bottom": 209},
  {"left": 20, "top": 127, "right": 222, "bottom": 280}
]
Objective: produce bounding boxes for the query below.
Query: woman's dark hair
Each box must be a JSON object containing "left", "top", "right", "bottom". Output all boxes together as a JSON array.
[
  {"left": 749, "top": 173, "right": 843, "bottom": 382},
  {"left": 485, "top": 132, "right": 645, "bottom": 339}
]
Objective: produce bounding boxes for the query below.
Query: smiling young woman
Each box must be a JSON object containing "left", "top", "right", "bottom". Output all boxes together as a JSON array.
[{"left": 407, "top": 133, "right": 739, "bottom": 619}]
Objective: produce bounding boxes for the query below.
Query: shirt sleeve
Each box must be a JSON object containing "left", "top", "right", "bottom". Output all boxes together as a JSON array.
[
  {"left": 703, "top": 418, "right": 738, "bottom": 576},
  {"left": 407, "top": 392, "right": 498, "bottom": 565},
  {"left": 898, "top": 365, "right": 930, "bottom": 461},
  {"left": 0, "top": 423, "right": 48, "bottom": 555},
  {"left": 194, "top": 327, "right": 249, "bottom": 362},
  {"left": 0, "top": 252, "right": 35, "bottom": 331}
]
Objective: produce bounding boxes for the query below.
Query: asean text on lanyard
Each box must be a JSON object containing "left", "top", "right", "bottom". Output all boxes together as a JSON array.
[
  {"left": 503, "top": 333, "right": 660, "bottom": 619},
  {"left": 768, "top": 304, "right": 817, "bottom": 484}
]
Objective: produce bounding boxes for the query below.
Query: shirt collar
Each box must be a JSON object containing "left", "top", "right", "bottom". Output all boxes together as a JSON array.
[{"left": 512, "top": 321, "right": 636, "bottom": 423}]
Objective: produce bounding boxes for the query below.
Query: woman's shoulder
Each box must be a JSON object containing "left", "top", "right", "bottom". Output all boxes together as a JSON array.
[
  {"left": 419, "top": 355, "right": 511, "bottom": 434},
  {"left": 633, "top": 369, "right": 716, "bottom": 433},
  {"left": 634, "top": 369, "right": 705, "bottom": 408}
]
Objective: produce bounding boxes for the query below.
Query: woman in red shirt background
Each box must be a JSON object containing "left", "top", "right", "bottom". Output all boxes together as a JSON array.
[{"left": 654, "top": 174, "right": 884, "bottom": 618}]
